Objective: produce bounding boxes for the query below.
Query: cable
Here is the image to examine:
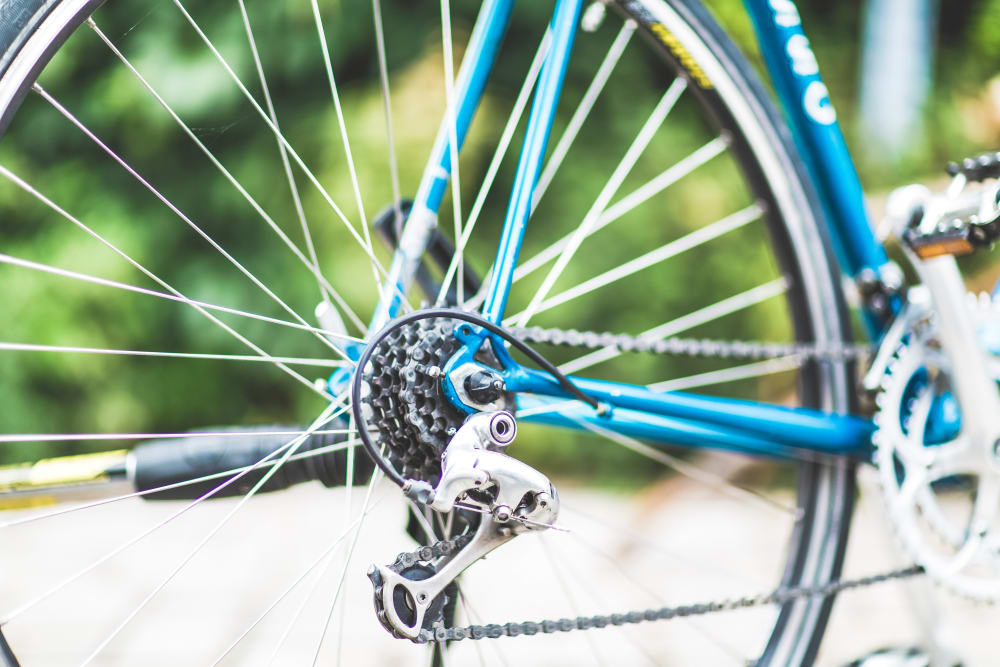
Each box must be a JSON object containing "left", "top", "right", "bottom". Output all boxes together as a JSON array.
[{"left": 351, "top": 308, "right": 600, "bottom": 490}]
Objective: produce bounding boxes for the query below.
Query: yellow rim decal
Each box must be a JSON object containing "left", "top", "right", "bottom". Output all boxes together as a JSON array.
[{"left": 649, "top": 23, "right": 713, "bottom": 89}]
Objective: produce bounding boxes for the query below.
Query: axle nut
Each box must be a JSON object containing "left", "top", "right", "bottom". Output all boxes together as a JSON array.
[{"left": 464, "top": 369, "right": 505, "bottom": 405}]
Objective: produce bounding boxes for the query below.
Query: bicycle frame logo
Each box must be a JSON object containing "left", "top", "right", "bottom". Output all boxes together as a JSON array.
[{"left": 769, "top": 0, "right": 835, "bottom": 126}]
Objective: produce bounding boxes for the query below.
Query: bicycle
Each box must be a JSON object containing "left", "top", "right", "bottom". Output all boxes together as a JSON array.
[{"left": 0, "top": 0, "right": 997, "bottom": 664}]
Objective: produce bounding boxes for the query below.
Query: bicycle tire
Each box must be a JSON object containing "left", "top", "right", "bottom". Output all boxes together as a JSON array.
[{"left": 0, "top": 0, "right": 856, "bottom": 664}]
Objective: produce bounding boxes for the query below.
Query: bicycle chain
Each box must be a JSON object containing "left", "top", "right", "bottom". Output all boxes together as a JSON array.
[
  {"left": 391, "top": 535, "right": 922, "bottom": 644},
  {"left": 376, "top": 323, "right": 915, "bottom": 643},
  {"left": 506, "top": 325, "right": 874, "bottom": 362}
]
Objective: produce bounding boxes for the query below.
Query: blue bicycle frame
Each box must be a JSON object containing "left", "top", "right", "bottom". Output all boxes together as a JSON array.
[{"left": 353, "top": 0, "right": 907, "bottom": 463}]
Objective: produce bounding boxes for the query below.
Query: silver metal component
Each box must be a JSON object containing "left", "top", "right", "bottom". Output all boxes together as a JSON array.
[
  {"left": 507, "top": 325, "right": 871, "bottom": 362},
  {"left": 314, "top": 300, "right": 350, "bottom": 356},
  {"left": 871, "top": 290, "right": 1000, "bottom": 600},
  {"left": 401, "top": 479, "right": 435, "bottom": 505},
  {"left": 862, "top": 286, "right": 931, "bottom": 391},
  {"left": 371, "top": 518, "right": 513, "bottom": 641},
  {"left": 449, "top": 362, "right": 511, "bottom": 412},
  {"left": 581, "top": 2, "right": 607, "bottom": 32},
  {"left": 489, "top": 411, "right": 516, "bottom": 445},
  {"left": 371, "top": 202, "right": 438, "bottom": 330},
  {"left": 917, "top": 257, "right": 1000, "bottom": 448},
  {"left": 371, "top": 411, "right": 559, "bottom": 640},
  {"left": 881, "top": 183, "right": 932, "bottom": 241},
  {"left": 366, "top": 329, "right": 934, "bottom": 644},
  {"left": 430, "top": 411, "right": 556, "bottom": 519}
]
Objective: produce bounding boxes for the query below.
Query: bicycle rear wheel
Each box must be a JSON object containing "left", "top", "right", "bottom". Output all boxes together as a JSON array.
[{"left": 0, "top": 0, "right": 855, "bottom": 664}]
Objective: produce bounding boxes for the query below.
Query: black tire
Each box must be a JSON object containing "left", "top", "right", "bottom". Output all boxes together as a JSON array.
[
  {"left": 0, "top": 0, "right": 855, "bottom": 664},
  {"left": 615, "top": 2, "right": 857, "bottom": 664}
]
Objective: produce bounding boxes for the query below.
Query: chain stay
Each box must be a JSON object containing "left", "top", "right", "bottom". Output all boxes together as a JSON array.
[
  {"left": 390, "top": 535, "right": 922, "bottom": 644},
  {"left": 507, "top": 326, "right": 872, "bottom": 362}
]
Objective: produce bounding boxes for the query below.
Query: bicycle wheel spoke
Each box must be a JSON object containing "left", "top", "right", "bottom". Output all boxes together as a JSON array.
[
  {"left": 371, "top": 0, "right": 404, "bottom": 238},
  {"left": 558, "top": 277, "right": 788, "bottom": 375},
  {"left": 209, "top": 490, "right": 388, "bottom": 666},
  {"left": 531, "top": 20, "right": 636, "bottom": 211},
  {"left": 0, "top": 342, "right": 348, "bottom": 368},
  {"left": 308, "top": 459, "right": 383, "bottom": 666},
  {"left": 504, "top": 204, "right": 761, "bottom": 323},
  {"left": 163, "top": 0, "right": 416, "bottom": 316},
  {"left": 436, "top": 29, "right": 551, "bottom": 307},
  {"left": 0, "top": 438, "right": 359, "bottom": 530},
  {"left": 536, "top": 536, "right": 609, "bottom": 667},
  {"left": 489, "top": 136, "right": 725, "bottom": 301},
  {"left": 647, "top": 355, "right": 802, "bottom": 393},
  {"left": 75, "top": 402, "right": 344, "bottom": 666},
  {"left": 0, "top": 252, "right": 361, "bottom": 346},
  {"left": 0, "top": 400, "right": 346, "bottom": 625},
  {"left": 455, "top": 589, "right": 493, "bottom": 667},
  {"left": 267, "top": 489, "right": 413, "bottom": 665},
  {"left": 0, "top": 429, "right": 349, "bottom": 444},
  {"left": 32, "top": 82, "right": 360, "bottom": 353},
  {"left": 307, "top": 0, "right": 383, "bottom": 297},
  {"left": 568, "top": 414, "right": 797, "bottom": 516},
  {"left": 597, "top": 137, "right": 728, "bottom": 231},
  {"left": 560, "top": 505, "right": 753, "bottom": 586},
  {"left": 515, "top": 78, "right": 687, "bottom": 327},
  {"left": 333, "top": 417, "right": 359, "bottom": 667},
  {"left": 0, "top": 164, "right": 327, "bottom": 397},
  {"left": 87, "top": 17, "right": 393, "bottom": 324},
  {"left": 237, "top": 0, "right": 328, "bottom": 305},
  {"left": 562, "top": 528, "right": 747, "bottom": 663},
  {"left": 439, "top": 0, "right": 464, "bottom": 304}
]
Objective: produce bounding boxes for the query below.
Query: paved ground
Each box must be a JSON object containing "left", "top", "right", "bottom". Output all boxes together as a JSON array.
[{"left": 1, "top": 461, "right": 997, "bottom": 666}]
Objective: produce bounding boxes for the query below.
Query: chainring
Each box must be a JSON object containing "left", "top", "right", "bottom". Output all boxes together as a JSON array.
[{"left": 872, "top": 291, "right": 1000, "bottom": 600}]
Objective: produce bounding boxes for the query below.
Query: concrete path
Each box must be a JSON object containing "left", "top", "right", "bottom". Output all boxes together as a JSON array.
[{"left": 1, "top": 463, "right": 996, "bottom": 666}]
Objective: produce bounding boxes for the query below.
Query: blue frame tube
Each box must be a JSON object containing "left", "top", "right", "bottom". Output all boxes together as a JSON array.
[
  {"left": 743, "top": 0, "right": 888, "bottom": 279},
  {"left": 412, "top": 0, "right": 516, "bottom": 215},
  {"left": 481, "top": 0, "right": 585, "bottom": 325},
  {"left": 510, "top": 368, "right": 874, "bottom": 457},
  {"left": 520, "top": 398, "right": 868, "bottom": 460},
  {"left": 368, "top": 0, "right": 515, "bottom": 333},
  {"left": 352, "top": 0, "right": 883, "bottom": 466}
]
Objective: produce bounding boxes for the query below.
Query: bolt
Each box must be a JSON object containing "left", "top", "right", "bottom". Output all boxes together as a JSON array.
[
  {"left": 465, "top": 369, "right": 504, "bottom": 405},
  {"left": 489, "top": 411, "right": 517, "bottom": 445},
  {"left": 418, "top": 593, "right": 427, "bottom": 603},
  {"left": 494, "top": 505, "right": 512, "bottom": 522}
]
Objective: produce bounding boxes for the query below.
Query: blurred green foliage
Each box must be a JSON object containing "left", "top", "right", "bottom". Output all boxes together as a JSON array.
[{"left": 0, "top": 0, "right": 997, "bottom": 484}]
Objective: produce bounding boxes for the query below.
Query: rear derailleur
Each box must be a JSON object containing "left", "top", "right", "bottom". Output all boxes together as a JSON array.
[{"left": 367, "top": 411, "right": 559, "bottom": 642}]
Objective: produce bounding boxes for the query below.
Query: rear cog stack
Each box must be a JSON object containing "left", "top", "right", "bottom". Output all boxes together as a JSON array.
[{"left": 361, "top": 318, "right": 468, "bottom": 484}]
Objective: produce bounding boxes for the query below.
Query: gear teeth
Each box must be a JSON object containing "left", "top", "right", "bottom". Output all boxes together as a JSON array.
[
  {"left": 361, "top": 318, "right": 469, "bottom": 484},
  {"left": 870, "top": 299, "right": 1000, "bottom": 603}
]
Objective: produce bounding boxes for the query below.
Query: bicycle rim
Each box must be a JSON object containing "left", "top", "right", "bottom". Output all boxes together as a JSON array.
[{"left": 0, "top": 0, "right": 854, "bottom": 663}]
